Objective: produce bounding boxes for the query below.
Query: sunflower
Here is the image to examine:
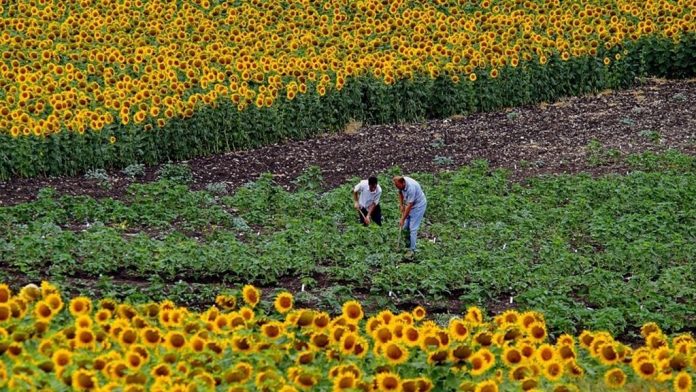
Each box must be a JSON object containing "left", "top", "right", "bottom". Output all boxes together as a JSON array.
[
  {"left": 474, "top": 379, "right": 498, "bottom": 392},
  {"left": 294, "top": 371, "right": 318, "bottom": 390},
  {"left": 342, "top": 300, "right": 363, "bottom": 323},
  {"left": 52, "top": 348, "right": 72, "bottom": 368},
  {"left": 543, "top": 361, "right": 564, "bottom": 381},
  {"left": 239, "top": 306, "right": 255, "bottom": 322},
  {"left": 411, "top": 306, "right": 426, "bottom": 321},
  {"left": 427, "top": 349, "right": 449, "bottom": 365},
  {"left": 332, "top": 372, "right": 357, "bottom": 391},
  {"left": 241, "top": 285, "right": 260, "bottom": 307},
  {"left": 353, "top": 336, "right": 369, "bottom": 358},
  {"left": 33, "top": 300, "right": 53, "bottom": 322},
  {"left": 502, "top": 346, "right": 524, "bottom": 366},
  {"left": 674, "top": 371, "right": 693, "bottom": 392},
  {"left": 72, "top": 369, "right": 98, "bottom": 391},
  {"left": 460, "top": 381, "right": 476, "bottom": 392},
  {"left": 7, "top": 372, "right": 36, "bottom": 390},
  {"left": 311, "top": 332, "right": 330, "bottom": 349},
  {"left": 339, "top": 332, "right": 358, "bottom": 354},
  {"left": 19, "top": 283, "right": 41, "bottom": 301},
  {"left": 557, "top": 344, "right": 576, "bottom": 362},
  {"left": 274, "top": 292, "right": 293, "bottom": 314},
  {"left": 526, "top": 321, "right": 547, "bottom": 343},
  {"left": 125, "top": 352, "right": 144, "bottom": 370},
  {"left": 536, "top": 344, "right": 556, "bottom": 364},
  {"left": 373, "top": 326, "right": 394, "bottom": 345},
  {"left": 119, "top": 328, "right": 138, "bottom": 346},
  {"left": 469, "top": 352, "right": 491, "bottom": 376},
  {"left": 231, "top": 335, "right": 254, "bottom": 353},
  {"left": 448, "top": 319, "right": 469, "bottom": 341},
  {"left": 633, "top": 359, "right": 657, "bottom": 380},
  {"left": 669, "top": 353, "right": 689, "bottom": 372},
  {"left": 95, "top": 309, "right": 112, "bottom": 324},
  {"left": 465, "top": 306, "right": 483, "bottom": 324},
  {"left": 313, "top": 312, "right": 331, "bottom": 330},
  {"left": 475, "top": 331, "right": 493, "bottom": 347},
  {"left": 0, "top": 284, "right": 12, "bottom": 303},
  {"left": 578, "top": 331, "right": 594, "bottom": 349},
  {"left": 401, "top": 326, "right": 420, "bottom": 347},
  {"left": 646, "top": 332, "right": 667, "bottom": 349},
  {"left": 261, "top": 321, "right": 284, "bottom": 340},
  {"left": 69, "top": 296, "right": 93, "bottom": 317},
  {"left": 188, "top": 335, "right": 206, "bottom": 352},
  {"left": 74, "top": 328, "right": 97, "bottom": 350},
  {"left": 75, "top": 315, "right": 93, "bottom": 329},
  {"left": 376, "top": 372, "right": 401, "bottom": 392},
  {"left": 383, "top": 342, "right": 409, "bottom": 365},
  {"left": 140, "top": 328, "right": 161, "bottom": 347},
  {"left": 603, "top": 368, "right": 626, "bottom": 389},
  {"left": 164, "top": 331, "right": 187, "bottom": 351},
  {"left": 450, "top": 344, "right": 473, "bottom": 363}
]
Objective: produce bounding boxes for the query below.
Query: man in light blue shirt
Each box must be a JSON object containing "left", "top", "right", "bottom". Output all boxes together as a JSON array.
[{"left": 393, "top": 176, "right": 427, "bottom": 256}]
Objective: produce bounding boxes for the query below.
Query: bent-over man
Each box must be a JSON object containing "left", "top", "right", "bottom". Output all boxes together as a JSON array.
[{"left": 393, "top": 175, "right": 427, "bottom": 256}]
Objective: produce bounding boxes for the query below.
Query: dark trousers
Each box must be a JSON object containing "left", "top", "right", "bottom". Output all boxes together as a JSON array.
[{"left": 359, "top": 204, "right": 382, "bottom": 226}]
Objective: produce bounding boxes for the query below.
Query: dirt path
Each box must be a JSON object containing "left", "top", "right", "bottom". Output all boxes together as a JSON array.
[{"left": 1, "top": 78, "right": 695, "bottom": 206}]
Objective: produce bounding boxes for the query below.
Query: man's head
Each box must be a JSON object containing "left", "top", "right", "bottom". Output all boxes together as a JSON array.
[
  {"left": 392, "top": 176, "right": 406, "bottom": 190},
  {"left": 368, "top": 176, "right": 378, "bottom": 192}
]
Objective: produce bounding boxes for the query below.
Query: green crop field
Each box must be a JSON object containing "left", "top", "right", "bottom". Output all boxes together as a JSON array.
[{"left": 3, "top": 151, "right": 694, "bottom": 339}]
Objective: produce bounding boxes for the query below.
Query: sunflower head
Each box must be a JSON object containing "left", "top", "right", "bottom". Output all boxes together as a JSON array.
[
  {"left": 376, "top": 372, "right": 401, "bottom": 391},
  {"left": 273, "top": 292, "right": 293, "bottom": 314},
  {"left": 412, "top": 306, "right": 426, "bottom": 321},
  {"left": 242, "top": 285, "right": 260, "bottom": 307},
  {"left": 341, "top": 300, "right": 363, "bottom": 323},
  {"left": 603, "top": 368, "right": 626, "bottom": 389}
]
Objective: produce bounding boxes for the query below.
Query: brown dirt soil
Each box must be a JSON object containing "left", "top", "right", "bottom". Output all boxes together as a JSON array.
[{"left": 1, "top": 77, "right": 695, "bottom": 206}]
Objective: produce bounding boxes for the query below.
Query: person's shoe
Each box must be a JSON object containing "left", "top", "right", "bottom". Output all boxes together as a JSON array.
[{"left": 404, "top": 250, "right": 415, "bottom": 259}]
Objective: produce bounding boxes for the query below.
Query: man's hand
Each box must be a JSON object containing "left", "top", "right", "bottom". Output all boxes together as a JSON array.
[
  {"left": 364, "top": 216, "right": 371, "bottom": 225},
  {"left": 399, "top": 217, "right": 405, "bottom": 229}
]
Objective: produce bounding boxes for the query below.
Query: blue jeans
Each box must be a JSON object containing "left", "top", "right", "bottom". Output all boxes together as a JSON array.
[{"left": 404, "top": 203, "right": 426, "bottom": 251}]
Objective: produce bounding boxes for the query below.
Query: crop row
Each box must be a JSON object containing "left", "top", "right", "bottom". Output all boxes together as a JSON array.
[{"left": 0, "top": 282, "right": 694, "bottom": 391}]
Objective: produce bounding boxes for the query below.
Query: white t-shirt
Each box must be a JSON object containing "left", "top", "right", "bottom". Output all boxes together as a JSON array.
[{"left": 353, "top": 180, "right": 382, "bottom": 209}]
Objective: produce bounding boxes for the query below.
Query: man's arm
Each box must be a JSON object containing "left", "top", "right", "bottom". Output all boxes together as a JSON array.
[
  {"left": 401, "top": 202, "right": 414, "bottom": 223},
  {"left": 367, "top": 188, "right": 381, "bottom": 218},
  {"left": 352, "top": 190, "right": 360, "bottom": 209},
  {"left": 367, "top": 202, "right": 376, "bottom": 217}
]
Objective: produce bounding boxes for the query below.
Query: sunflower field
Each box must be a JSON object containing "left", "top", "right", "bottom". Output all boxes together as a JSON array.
[
  {"left": 0, "top": 281, "right": 694, "bottom": 391},
  {"left": 1, "top": 0, "right": 696, "bottom": 179}
]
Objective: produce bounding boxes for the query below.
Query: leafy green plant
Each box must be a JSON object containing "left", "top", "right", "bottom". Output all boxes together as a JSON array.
[
  {"left": 430, "top": 138, "right": 445, "bottom": 148},
  {"left": 672, "top": 92, "right": 687, "bottom": 102},
  {"left": 121, "top": 163, "right": 146, "bottom": 179},
  {"left": 638, "top": 129, "right": 661, "bottom": 143},
  {"left": 294, "top": 165, "right": 324, "bottom": 192},
  {"left": 205, "top": 182, "right": 229, "bottom": 196},
  {"left": 433, "top": 155, "right": 454, "bottom": 166},
  {"left": 157, "top": 163, "right": 193, "bottom": 184},
  {"left": 84, "top": 168, "right": 111, "bottom": 189},
  {"left": 586, "top": 139, "right": 621, "bottom": 166}
]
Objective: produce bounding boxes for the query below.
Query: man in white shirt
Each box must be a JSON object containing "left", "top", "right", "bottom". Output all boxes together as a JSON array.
[{"left": 352, "top": 176, "right": 382, "bottom": 226}]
